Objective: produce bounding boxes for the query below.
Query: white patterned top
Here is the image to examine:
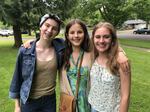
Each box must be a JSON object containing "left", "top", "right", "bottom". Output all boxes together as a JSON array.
[{"left": 88, "top": 60, "right": 121, "bottom": 112}]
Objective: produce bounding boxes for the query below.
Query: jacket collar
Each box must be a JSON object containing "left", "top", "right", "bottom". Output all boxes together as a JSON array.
[{"left": 29, "top": 37, "right": 65, "bottom": 55}]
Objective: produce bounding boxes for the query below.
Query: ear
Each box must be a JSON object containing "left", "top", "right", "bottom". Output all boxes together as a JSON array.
[
  {"left": 66, "top": 34, "right": 69, "bottom": 39},
  {"left": 40, "top": 27, "right": 42, "bottom": 31},
  {"left": 111, "top": 42, "right": 114, "bottom": 46}
]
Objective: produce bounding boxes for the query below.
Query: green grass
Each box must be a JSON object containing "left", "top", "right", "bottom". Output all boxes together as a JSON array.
[
  {"left": 119, "top": 38, "right": 150, "bottom": 49},
  {"left": 0, "top": 39, "right": 150, "bottom": 112},
  {"left": 123, "top": 47, "right": 150, "bottom": 112},
  {"left": 0, "top": 40, "right": 17, "bottom": 112}
]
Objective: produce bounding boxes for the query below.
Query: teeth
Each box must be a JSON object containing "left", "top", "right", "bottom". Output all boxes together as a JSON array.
[
  {"left": 96, "top": 44, "right": 105, "bottom": 47},
  {"left": 73, "top": 40, "right": 80, "bottom": 42}
]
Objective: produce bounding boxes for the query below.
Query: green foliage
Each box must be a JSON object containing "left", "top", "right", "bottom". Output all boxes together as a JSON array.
[
  {"left": 132, "top": 0, "right": 150, "bottom": 20},
  {"left": 71, "top": 0, "right": 102, "bottom": 26},
  {"left": 0, "top": 21, "right": 12, "bottom": 29},
  {"left": 0, "top": 0, "right": 79, "bottom": 47},
  {"left": 97, "top": 0, "right": 131, "bottom": 27},
  {"left": 71, "top": 0, "right": 133, "bottom": 27},
  {"left": 130, "top": 0, "right": 150, "bottom": 27}
]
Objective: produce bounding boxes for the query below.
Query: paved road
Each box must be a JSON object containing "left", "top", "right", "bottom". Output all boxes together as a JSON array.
[
  {"left": 0, "top": 30, "right": 150, "bottom": 41},
  {"left": 118, "top": 34, "right": 150, "bottom": 40},
  {"left": 117, "top": 30, "right": 150, "bottom": 52},
  {"left": 0, "top": 30, "right": 150, "bottom": 52},
  {"left": 117, "top": 30, "right": 150, "bottom": 40},
  {"left": 0, "top": 37, "right": 35, "bottom": 40}
]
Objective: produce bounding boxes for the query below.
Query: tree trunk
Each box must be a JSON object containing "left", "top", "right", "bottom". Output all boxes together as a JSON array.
[
  {"left": 28, "top": 29, "right": 32, "bottom": 36},
  {"left": 146, "top": 20, "right": 149, "bottom": 28},
  {"left": 13, "top": 25, "right": 23, "bottom": 48}
]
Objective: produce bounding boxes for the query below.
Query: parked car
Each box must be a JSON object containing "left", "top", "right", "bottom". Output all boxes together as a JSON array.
[
  {"left": 133, "top": 28, "right": 150, "bottom": 34},
  {"left": 21, "top": 30, "right": 28, "bottom": 34},
  {"left": 0, "top": 30, "right": 13, "bottom": 37}
]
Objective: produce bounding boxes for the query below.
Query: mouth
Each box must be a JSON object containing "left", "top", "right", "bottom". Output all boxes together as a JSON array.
[
  {"left": 73, "top": 39, "right": 81, "bottom": 42},
  {"left": 96, "top": 43, "right": 108, "bottom": 49},
  {"left": 45, "top": 32, "right": 52, "bottom": 38}
]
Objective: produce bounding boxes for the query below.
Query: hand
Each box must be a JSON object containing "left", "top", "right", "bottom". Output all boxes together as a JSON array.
[
  {"left": 14, "top": 106, "right": 21, "bottom": 112},
  {"left": 22, "top": 39, "right": 34, "bottom": 48},
  {"left": 117, "top": 51, "right": 130, "bottom": 73},
  {"left": 14, "top": 99, "right": 21, "bottom": 112}
]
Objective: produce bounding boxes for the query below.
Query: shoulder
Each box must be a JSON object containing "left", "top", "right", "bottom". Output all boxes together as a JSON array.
[
  {"left": 18, "top": 46, "right": 26, "bottom": 53},
  {"left": 82, "top": 51, "right": 94, "bottom": 68},
  {"left": 84, "top": 51, "right": 93, "bottom": 58},
  {"left": 83, "top": 52, "right": 91, "bottom": 61},
  {"left": 19, "top": 41, "right": 36, "bottom": 54},
  {"left": 84, "top": 51, "right": 94, "bottom": 62},
  {"left": 52, "top": 38, "right": 65, "bottom": 51},
  {"left": 52, "top": 38, "right": 65, "bottom": 45}
]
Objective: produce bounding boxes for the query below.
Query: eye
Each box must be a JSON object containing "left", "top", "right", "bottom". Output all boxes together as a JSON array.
[
  {"left": 78, "top": 30, "right": 83, "bottom": 34},
  {"left": 94, "top": 35, "right": 101, "bottom": 39},
  {"left": 45, "top": 24, "right": 49, "bottom": 27},
  {"left": 52, "top": 27, "right": 58, "bottom": 31},
  {"left": 69, "top": 31, "right": 75, "bottom": 34},
  {"left": 103, "top": 35, "right": 111, "bottom": 39}
]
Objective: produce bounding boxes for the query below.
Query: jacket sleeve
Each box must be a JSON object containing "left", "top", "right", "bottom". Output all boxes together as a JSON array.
[
  {"left": 9, "top": 47, "right": 24, "bottom": 99},
  {"left": 52, "top": 38, "right": 65, "bottom": 69}
]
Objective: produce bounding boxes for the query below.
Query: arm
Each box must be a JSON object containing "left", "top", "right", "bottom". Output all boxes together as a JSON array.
[
  {"left": 23, "top": 39, "right": 35, "bottom": 48},
  {"left": 117, "top": 47, "right": 130, "bottom": 73},
  {"left": 9, "top": 47, "right": 23, "bottom": 112},
  {"left": 9, "top": 47, "right": 23, "bottom": 99},
  {"left": 14, "top": 99, "right": 21, "bottom": 112},
  {"left": 119, "top": 61, "right": 131, "bottom": 112}
]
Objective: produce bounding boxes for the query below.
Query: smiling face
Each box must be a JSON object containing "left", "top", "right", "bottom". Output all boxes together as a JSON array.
[
  {"left": 67, "top": 23, "right": 84, "bottom": 49},
  {"left": 40, "top": 18, "right": 59, "bottom": 41},
  {"left": 93, "top": 27, "right": 112, "bottom": 53}
]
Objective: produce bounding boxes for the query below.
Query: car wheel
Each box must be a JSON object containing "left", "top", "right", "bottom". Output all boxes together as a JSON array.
[{"left": 145, "top": 32, "right": 148, "bottom": 35}]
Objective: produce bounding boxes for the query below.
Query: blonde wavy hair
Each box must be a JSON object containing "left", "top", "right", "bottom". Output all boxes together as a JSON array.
[{"left": 91, "top": 22, "right": 119, "bottom": 74}]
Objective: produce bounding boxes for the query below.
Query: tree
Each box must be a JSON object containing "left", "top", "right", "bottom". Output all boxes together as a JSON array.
[
  {"left": 3, "top": 0, "right": 24, "bottom": 47},
  {"left": 42, "top": 0, "right": 78, "bottom": 21},
  {"left": 78, "top": 0, "right": 131, "bottom": 27},
  {"left": 70, "top": 0, "right": 102, "bottom": 26},
  {"left": 132, "top": 0, "right": 150, "bottom": 28},
  {"left": 1, "top": 0, "right": 78, "bottom": 47},
  {"left": 0, "top": 0, "right": 5, "bottom": 20}
]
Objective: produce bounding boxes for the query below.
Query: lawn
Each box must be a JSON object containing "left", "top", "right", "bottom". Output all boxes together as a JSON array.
[
  {"left": 0, "top": 40, "right": 17, "bottom": 112},
  {"left": 122, "top": 47, "right": 150, "bottom": 112},
  {"left": 0, "top": 38, "right": 150, "bottom": 112},
  {"left": 119, "top": 38, "right": 150, "bottom": 49}
]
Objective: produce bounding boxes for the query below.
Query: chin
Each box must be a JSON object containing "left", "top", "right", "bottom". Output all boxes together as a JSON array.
[{"left": 97, "top": 48, "right": 108, "bottom": 53}]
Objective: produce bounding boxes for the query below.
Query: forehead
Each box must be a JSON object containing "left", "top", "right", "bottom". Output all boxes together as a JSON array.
[
  {"left": 43, "top": 18, "right": 59, "bottom": 27},
  {"left": 69, "top": 23, "right": 83, "bottom": 31},
  {"left": 95, "top": 27, "right": 110, "bottom": 35}
]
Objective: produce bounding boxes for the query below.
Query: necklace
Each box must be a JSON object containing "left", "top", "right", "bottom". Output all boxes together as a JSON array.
[{"left": 70, "top": 50, "right": 83, "bottom": 68}]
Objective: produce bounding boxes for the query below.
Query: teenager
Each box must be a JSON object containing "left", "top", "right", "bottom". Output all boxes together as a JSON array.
[
  {"left": 9, "top": 14, "right": 65, "bottom": 112},
  {"left": 88, "top": 22, "right": 131, "bottom": 112}
]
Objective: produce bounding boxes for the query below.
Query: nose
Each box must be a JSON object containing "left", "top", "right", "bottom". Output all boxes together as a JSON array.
[
  {"left": 99, "top": 37, "right": 104, "bottom": 42},
  {"left": 74, "top": 32, "right": 78, "bottom": 37},
  {"left": 47, "top": 27, "right": 52, "bottom": 33}
]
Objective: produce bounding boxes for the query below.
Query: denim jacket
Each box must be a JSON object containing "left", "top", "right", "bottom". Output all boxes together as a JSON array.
[{"left": 9, "top": 38, "right": 65, "bottom": 104}]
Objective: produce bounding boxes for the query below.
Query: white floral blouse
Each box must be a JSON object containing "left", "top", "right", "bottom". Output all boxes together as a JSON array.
[{"left": 88, "top": 60, "right": 121, "bottom": 112}]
